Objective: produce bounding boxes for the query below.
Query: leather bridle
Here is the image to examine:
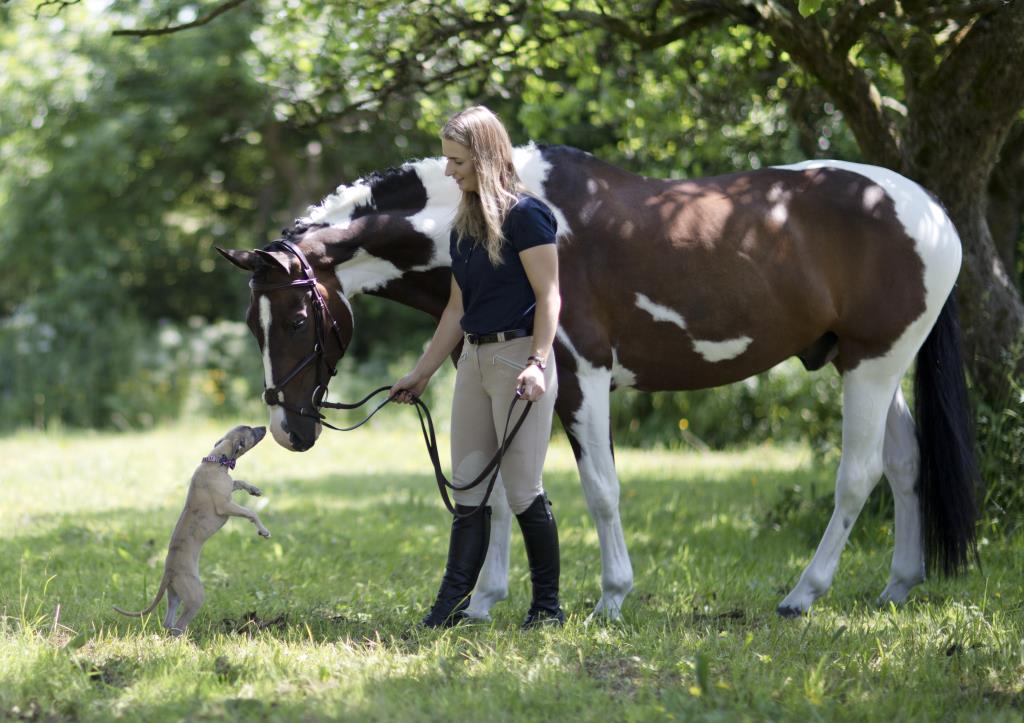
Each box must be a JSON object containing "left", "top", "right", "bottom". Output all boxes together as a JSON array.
[{"left": 248, "top": 239, "right": 348, "bottom": 423}]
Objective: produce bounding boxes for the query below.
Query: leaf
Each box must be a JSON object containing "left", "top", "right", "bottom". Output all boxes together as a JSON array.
[
  {"left": 798, "top": 0, "right": 824, "bottom": 16},
  {"left": 695, "top": 651, "right": 711, "bottom": 696}
]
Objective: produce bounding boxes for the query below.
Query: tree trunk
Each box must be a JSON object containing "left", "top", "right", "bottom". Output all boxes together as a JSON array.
[{"left": 945, "top": 202, "right": 1024, "bottom": 404}]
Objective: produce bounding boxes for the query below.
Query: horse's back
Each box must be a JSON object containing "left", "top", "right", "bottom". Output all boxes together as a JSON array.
[{"left": 537, "top": 152, "right": 960, "bottom": 388}]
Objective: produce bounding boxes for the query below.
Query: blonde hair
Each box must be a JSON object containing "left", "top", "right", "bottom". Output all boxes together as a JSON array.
[{"left": 442, "top": 106, "right": 523, "bottom": 266}]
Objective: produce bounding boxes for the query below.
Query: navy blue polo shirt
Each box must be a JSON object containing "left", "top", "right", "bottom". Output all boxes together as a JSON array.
[{"left": 450, "top": 195, "right": 557, "bottom": 335}]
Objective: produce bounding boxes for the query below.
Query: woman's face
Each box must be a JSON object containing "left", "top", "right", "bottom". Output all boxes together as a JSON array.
[{"left": 442, "top": 138, "right": 478, "bottom": 193}]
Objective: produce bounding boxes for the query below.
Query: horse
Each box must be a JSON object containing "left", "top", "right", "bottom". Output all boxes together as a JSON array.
[{"left": 218, "top": 143, "right": 978, "bottom": 619}]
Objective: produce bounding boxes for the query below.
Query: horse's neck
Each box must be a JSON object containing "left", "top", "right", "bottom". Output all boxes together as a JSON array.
[{"left": 324, "top": 223, "right": 453, "bottom": 319}]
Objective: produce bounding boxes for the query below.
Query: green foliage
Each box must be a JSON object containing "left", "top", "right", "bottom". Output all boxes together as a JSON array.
[
  {"left": 0, "top": 302, "right": 264, "bottom": 428},
  {"left": 976, "top": 359, "right": 1024, "bottom": 534},
  {"left": 611, "top": 359, "right": 843, "bottom": 458}
]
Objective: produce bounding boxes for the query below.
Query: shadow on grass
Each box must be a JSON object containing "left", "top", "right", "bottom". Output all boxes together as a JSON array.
[{"left": 0, "top": 459, "right": 914, "bottom": 647}]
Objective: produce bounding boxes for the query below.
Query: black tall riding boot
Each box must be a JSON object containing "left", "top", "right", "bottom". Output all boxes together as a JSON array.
[
  {"left": 516, "top": 494, "right": 566, "bottom": 627},
  {"left": 421, "top": 504, "right": 491, "bottom": 629}
]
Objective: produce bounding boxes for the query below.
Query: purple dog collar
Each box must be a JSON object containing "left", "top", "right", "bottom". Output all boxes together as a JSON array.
[{"left": 202, "top": 455, "right": 236, "bottom": 470}]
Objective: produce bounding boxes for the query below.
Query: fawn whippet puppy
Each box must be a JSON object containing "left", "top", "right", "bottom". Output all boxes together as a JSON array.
[{"left": 114, "top": 424, "right": 270, "bottom": 635}]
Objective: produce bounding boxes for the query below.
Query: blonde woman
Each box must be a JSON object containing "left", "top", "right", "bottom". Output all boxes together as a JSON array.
[{"left": 390, "top": 106, "right": 563, "bottom": 628}]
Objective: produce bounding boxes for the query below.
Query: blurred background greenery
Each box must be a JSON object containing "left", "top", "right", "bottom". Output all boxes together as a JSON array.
[{"left": 1, "top": 1, "right": 1021, "bottom": 523}]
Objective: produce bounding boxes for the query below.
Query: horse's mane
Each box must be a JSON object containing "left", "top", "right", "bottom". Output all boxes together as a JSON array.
[{"left": 302, "top": 160, "right": 443, "bottom": 228}]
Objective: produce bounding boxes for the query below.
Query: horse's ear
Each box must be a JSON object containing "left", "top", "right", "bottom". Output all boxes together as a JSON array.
[
  {"left": 216, "top": 247, "right": 259, "bottom": 272},
  {"left": 254, "top": 249, "right": 292, "bottom": 274}
]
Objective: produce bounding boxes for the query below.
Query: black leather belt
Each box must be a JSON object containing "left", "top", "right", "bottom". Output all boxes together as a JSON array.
[{"left": 465, "top": 328, "right": 531, "bottom": 345}]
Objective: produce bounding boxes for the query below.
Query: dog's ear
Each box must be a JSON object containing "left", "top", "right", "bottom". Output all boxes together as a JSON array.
[{"left": 216, "top": 248, "right": 260, "bottom": 272}]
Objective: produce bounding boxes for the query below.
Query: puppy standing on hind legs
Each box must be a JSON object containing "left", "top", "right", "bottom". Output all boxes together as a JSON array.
[{"left": 113, "top": 425, "right": 271, "bottom": 636}]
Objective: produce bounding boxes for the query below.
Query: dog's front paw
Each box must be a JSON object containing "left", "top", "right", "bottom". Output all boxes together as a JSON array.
[
  {"left": 249, "top": 486, "right": 263, "bottom": 497},
  {"left": 258, "top": 528, "right": 271, "bottom": 538}
]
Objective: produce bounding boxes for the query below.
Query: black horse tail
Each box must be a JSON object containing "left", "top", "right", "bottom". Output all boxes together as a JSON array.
[{"left": 914, "top": 293, "right": 980, "bottom": 576}]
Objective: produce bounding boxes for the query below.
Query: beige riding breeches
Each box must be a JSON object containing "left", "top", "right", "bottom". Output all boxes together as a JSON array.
[{"left": 450, "top": 335, "right": 558, "bottom": 514}]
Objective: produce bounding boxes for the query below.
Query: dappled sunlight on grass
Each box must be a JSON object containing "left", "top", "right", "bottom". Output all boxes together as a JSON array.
[{"left": 1, "top": 422, "right": 1021, "bottom": 720}]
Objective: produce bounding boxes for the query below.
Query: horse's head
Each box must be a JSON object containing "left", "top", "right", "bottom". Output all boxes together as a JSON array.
[{"left": 218, "top": 235, "right": 353, "bottom": 452}]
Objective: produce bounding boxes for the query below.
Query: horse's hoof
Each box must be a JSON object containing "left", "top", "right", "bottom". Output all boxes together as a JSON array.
[{"left": 776, "top": 604, "right": 804, "bottom": 618}]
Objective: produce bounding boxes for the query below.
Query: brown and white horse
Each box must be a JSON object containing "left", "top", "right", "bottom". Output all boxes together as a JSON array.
[{"left": 219, "top": 144, "right": 978, "bottom": 618}]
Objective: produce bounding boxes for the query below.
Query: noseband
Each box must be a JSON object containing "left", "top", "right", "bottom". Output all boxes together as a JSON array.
[{"left": 248, "top": 239, "right": 347, "bottom": 421}]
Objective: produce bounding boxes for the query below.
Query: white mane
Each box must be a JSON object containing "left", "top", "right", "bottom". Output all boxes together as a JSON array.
[
  {"left": 301, "top": 143, "right": 560, "bottom": 233},
  {"left": 311, "top": 143, "right": 566, "bottom": 298}
]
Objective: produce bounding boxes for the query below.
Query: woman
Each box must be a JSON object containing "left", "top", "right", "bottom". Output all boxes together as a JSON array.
[{"left": 390, "top": 106, "right": 564, "bottom": 628}]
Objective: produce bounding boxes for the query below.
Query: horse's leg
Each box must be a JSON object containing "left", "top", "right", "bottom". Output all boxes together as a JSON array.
[
  {"left": 559, "top": 366, "right": 633, "bottom": 621},
  {"left": 778, "top": 364, "right": 901, "bottom": 616},
  {"left": 464, "top": 474, "right": 511, "bottom": 620},
  {"left": 878, "top": 387, "right": 925, "bottom": 605}
]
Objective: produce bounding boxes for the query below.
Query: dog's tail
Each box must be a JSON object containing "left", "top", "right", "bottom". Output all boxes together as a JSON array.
[{"left": 113, "top": 576, "right": 168, "bottom": 617}]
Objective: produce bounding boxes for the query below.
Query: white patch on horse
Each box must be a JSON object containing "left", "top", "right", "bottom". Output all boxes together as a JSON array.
[
  {"left": 515, "top": 143, "right": 572, "bottom": 241},
  {"left": 635, "top": 292, "right": 751, "bottom": 362},
  {"left": 634, "top": 292, "right": 687, "bottom": 330},
  {"left": 767, "top": 202, "right": 788, "bottom": 230},
  {"left": 303, "top": 183, "right": 374, "bottom": 228},
  {"left": 863, "top": 185, "right": 886, "bottom": 213},
  {"left": 258, "top": 296, "right": 274, "bottom": 388},
  {"left": 776, "top": 160, "right": 961, "bottom": 321},
  {"left": 610, "top": 348, "right": 637, "bottom": 390},
  {"left": 335, "top": 290, "right": 354, "bottom": 329},
  {"left": 406, "top": 157, "right": 458, "bottom": 262},
  {"left": 693, "top": 336, "right": 753, "bottom": 362},
  {"left": 334, "top": 249, "right": 404, "bottom": 297}
]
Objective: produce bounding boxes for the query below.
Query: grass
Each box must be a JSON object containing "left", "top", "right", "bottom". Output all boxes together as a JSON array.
[{"left": 1, "top": 418, "right": 1022, "bottom": 721}]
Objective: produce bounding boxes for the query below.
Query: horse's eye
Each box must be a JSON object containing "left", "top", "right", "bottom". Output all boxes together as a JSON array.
[{"left": 291, "top": 317, "right": 307, "bottom": 331}]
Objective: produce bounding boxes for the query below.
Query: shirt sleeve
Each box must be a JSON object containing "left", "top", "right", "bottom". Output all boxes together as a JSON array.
[{"left": 507, "top": 197, "right": 557, "bottom": 253}]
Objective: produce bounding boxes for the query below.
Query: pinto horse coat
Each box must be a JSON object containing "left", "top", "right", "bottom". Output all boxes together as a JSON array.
[{"left": 219, "top": 143, "right": 978, "bottom": 618}]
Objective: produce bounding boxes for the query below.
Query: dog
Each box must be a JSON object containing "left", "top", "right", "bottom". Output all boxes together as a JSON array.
[{"left": 114, "top": 424, "right": 270, "bottom": 635}]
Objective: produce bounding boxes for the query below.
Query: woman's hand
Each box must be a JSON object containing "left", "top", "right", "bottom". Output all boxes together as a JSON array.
[
  {"left": 515, "top": 364, "right": 547, "bottom": 402},
  {"left": 390, "top": 370, "right": 429, "bottom": 404}
]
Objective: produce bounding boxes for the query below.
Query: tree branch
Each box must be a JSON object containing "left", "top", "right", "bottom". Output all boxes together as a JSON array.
[
  {"left": 747, "top": 0, "right": 903, "bottom": 166},
  {"left": 831, "top": 0, "right": 894, "bottom": 56},
  {"left": 112, "top": 0, "right": 251, "bottom": 37},
  {"left": 31, "top": 0, "right": 81, "bottom": 18}
]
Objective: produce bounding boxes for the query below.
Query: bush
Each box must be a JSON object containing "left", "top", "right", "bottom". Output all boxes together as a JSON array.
[
  {"left": 610, "top": 358, "right": 844, "bottom": 458},
  {"left": 976, "top": 371, "right": 1024, "bottom": 534},
  {"left": 0, "top": 291, "right": 265, "bottom": 431}
]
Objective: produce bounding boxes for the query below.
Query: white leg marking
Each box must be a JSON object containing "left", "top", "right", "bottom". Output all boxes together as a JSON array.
[
  {"left": 778, "top": 365, "right": 897, "bottom": 615},
  {"left": 557, "top": 331, "right": 633, "bottom": 620},
  {"left": 878, "top": 387, "right": 925, "bottom": 605},
  {"left": 465, "top": 477, "right": 512, "bottom": 620}
]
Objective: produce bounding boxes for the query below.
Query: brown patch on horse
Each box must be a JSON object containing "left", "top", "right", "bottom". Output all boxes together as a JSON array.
[{"left": 539, "top": 148, "right": 927, "bottom": 386}]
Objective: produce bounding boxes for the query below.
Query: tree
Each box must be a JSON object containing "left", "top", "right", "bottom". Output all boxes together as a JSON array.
[{"left": 239, "top": 0, "right": 1024, "bottom": 407}]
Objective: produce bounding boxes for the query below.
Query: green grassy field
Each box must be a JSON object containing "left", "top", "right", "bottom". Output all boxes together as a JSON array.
[{"left": 1, "top": 420, "right": 1021, "bottom": 721}]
